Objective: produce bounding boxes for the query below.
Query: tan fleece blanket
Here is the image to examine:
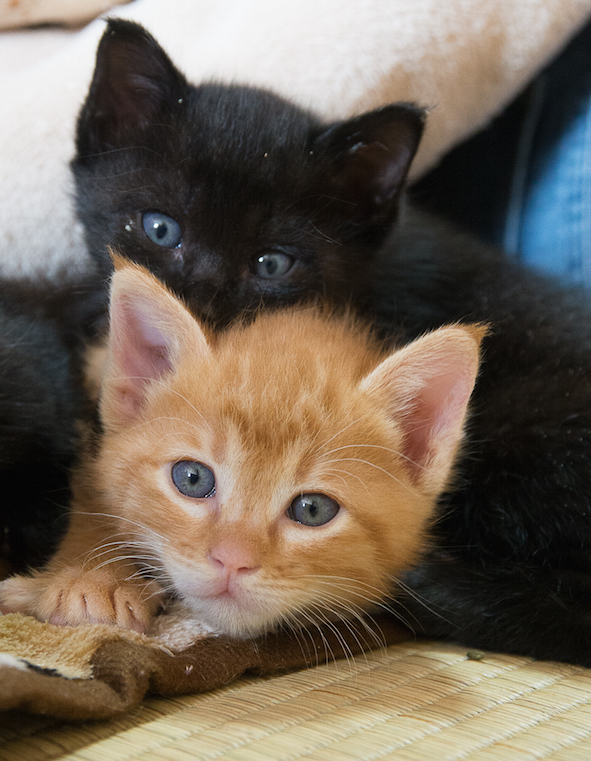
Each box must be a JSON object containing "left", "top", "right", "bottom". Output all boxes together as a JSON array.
[
  {"left": 0, "top": 0, "right": 590, "bottom": 280},
  {"left": 0, "top": 0, "right": 128, "bottom": 30}
]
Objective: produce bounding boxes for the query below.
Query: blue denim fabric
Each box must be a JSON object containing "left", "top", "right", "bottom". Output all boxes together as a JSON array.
[
  {"left": 506, "top": 21, "right": 591, "bottom": 286},
  {"left": 414, "top": 20, "right": 591, "bottom": 288}
]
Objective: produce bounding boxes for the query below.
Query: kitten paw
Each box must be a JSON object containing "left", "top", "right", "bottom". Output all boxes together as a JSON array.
[{"left": 0, "top": 568, "right": 162, "bottom": 633}]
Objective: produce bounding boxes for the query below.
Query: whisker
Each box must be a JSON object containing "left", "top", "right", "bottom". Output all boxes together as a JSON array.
[
  {"left": 284, "top": 617, "right": 320, "bottom": 669},
  {"left": 304, "top": 603, "right": 356, "bottom": 671},
  {"left": 286, "top": 608, "right": 336, "bottom": 667},
  {"left": 321, "top": 457, "right": 415, "bottom": 493},
  {"left": 75, "top": 511, "right": 171, "bottom": 545},
  {"left": 310, "top": 592, "right": 387, "bottom": 656},
  {"left": 306, "top": 410, "right": 334, "bottom": 451},
  {"left": 393, "top": 576, "right": 455, "bottom": 627},
  {"left": 110, "top": 375, "right": 213, "bottom": 434},
  {"left": 322, "top": 469, "right": 356, "bottom": 491},
  {"left": 314, "top": 416, "right": 366, "bottom": 455},
  {"left": 321, "top": 442, "right": 428, "bottom": 472}
]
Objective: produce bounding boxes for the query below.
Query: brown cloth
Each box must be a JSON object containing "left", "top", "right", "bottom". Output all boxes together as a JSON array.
[{"left": 0, "top": 609, "right": 411, "bottom": 720}]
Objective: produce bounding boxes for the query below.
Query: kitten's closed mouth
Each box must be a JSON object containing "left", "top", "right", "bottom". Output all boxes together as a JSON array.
[
  {"left": 203, "top": 580, "right": 247, "bottom": 600},
  {"left": 175, "top": 570, "right": 261, "bottom": 611}
]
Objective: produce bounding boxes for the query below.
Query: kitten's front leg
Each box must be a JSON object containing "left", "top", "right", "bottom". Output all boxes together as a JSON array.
[
  {"left": 0, "top": 508, "right": 163, "bottom": 632},
  {"left": 0, "top": 566, "right": 162, "bottom": 633}
]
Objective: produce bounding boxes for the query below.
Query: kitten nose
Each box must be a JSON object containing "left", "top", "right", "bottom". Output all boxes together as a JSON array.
[{"left": 208, "top": 544, "right": 260, "bottom": 575}]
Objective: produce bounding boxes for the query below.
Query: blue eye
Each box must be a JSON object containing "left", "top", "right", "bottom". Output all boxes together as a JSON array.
[
  {"left": 254, "top": 251, "right": 294, "bottom": 279},
  {"left": 142, "top": 211, "right": 182, "bottom": 248},
  {"left": 171, "top": 461, "right": 215, "bottom": 498},
  {"left": 287, "top": 493, "right": 340, "bottom": 527}
]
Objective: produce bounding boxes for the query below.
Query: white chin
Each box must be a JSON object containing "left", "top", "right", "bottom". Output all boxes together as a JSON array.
[{"left": 182, "top": 594, "right": 281, "bottom": 639}]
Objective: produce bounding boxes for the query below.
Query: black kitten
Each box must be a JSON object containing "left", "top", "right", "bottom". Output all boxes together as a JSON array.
[
  {"left": 71, "top": 19, "right": 591, "bottom": 666},
  {"left": 73, "top": 20, "right": 422, "bottom": 328}
]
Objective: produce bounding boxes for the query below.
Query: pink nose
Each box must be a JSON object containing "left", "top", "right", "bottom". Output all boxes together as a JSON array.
[{"left": 208, "top": 544, "right": 260, "bottom": 575}]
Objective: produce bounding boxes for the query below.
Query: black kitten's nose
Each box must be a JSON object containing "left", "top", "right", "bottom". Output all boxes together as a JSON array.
[{"left": 182, "top": 282, "right": 240, "bottom": 328}]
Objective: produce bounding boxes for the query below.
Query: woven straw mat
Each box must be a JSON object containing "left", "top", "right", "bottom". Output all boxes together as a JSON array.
[{"left": 2, "top": 639, "right": 591, "bottom": 761}]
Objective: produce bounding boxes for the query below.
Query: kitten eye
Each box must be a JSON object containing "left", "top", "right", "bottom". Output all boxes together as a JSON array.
[
  {"left": 171, "top": 460, "right": 216, "bottom": 498},
  {"left": 287, "top": 493, "right": 340, "bottom": 527},
  {"left": 253, "top": 251, "right": 294, "bottom": 279},
  {"left": 142, "top": 211, "right": 182, "bottom": 248}
]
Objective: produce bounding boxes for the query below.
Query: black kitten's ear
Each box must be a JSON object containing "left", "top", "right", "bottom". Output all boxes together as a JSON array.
[
  {"left": 314, "top": 104, "right": 426, "bottom": 229},
  {"left": 76, "top": 19, "right": 188, "bottom": 155}
]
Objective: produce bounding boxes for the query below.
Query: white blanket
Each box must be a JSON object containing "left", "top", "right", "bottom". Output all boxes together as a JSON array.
[{"left": 1, "top": 0, "right": 590, "bottom": 278}]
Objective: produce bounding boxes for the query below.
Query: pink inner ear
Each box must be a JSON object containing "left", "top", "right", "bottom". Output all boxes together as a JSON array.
[
  {"left": 401, "top": 365, "right": 475, "bottom": 479},
  {"left": 120, "top": 305, "right": 174, "bottom": 379},
  {"left": 109, "top": 297, "right": 175, "bottom": 419},
  {"left": 361, "top": 325, "right": 481, "bottom": 493}
]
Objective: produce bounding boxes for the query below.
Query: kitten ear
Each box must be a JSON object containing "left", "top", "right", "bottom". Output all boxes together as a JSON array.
[
  {"left": 101, "top": 255, "right": 211, "bottom": 429},
  {"left": 76, "top": 19, "right": 187, "bottom": 154},
  {"left": 314, "top": 104, "right": 425, "bottom": 232},
  {"left": 361, "top": 325, "right": 485, "bottom": 496}
]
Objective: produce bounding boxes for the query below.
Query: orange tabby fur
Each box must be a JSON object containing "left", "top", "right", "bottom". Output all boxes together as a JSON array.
[{"left": 0, "top": 261, "right": 483, "bottom": 637}]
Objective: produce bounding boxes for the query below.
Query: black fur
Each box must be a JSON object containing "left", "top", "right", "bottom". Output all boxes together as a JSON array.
[
  {"left": 0, "top": 275, "right": 104, "bottom": 568},
  {"left": 73, "top": 20, "right": 422, "bottom": 328},
  {"left": 69, "top": 19, "right": 591, "bottom": 665}
]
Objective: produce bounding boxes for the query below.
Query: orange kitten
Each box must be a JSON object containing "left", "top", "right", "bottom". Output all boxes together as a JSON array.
[{"left": 0, "top": 261, "right": 483, "bottom": 637}]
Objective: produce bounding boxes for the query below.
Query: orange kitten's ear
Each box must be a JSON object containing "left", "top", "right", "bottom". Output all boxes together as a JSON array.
[
  {"left": 101, "top": 258, "right": 211, "bottom": 429},
  {"left": 360, "top": 325, "right": 485, "bottom": 496}
]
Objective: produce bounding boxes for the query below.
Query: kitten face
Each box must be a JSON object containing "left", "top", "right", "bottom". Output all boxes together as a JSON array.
[
  {"left": 99, "top": 375, "right": 428, "bottom": 637},
  {"left": 91, "top": 262, "right": 482, "bottom": 638},
  {"left": 73, "top": 19, "right": 424, "bottom": 328}
]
